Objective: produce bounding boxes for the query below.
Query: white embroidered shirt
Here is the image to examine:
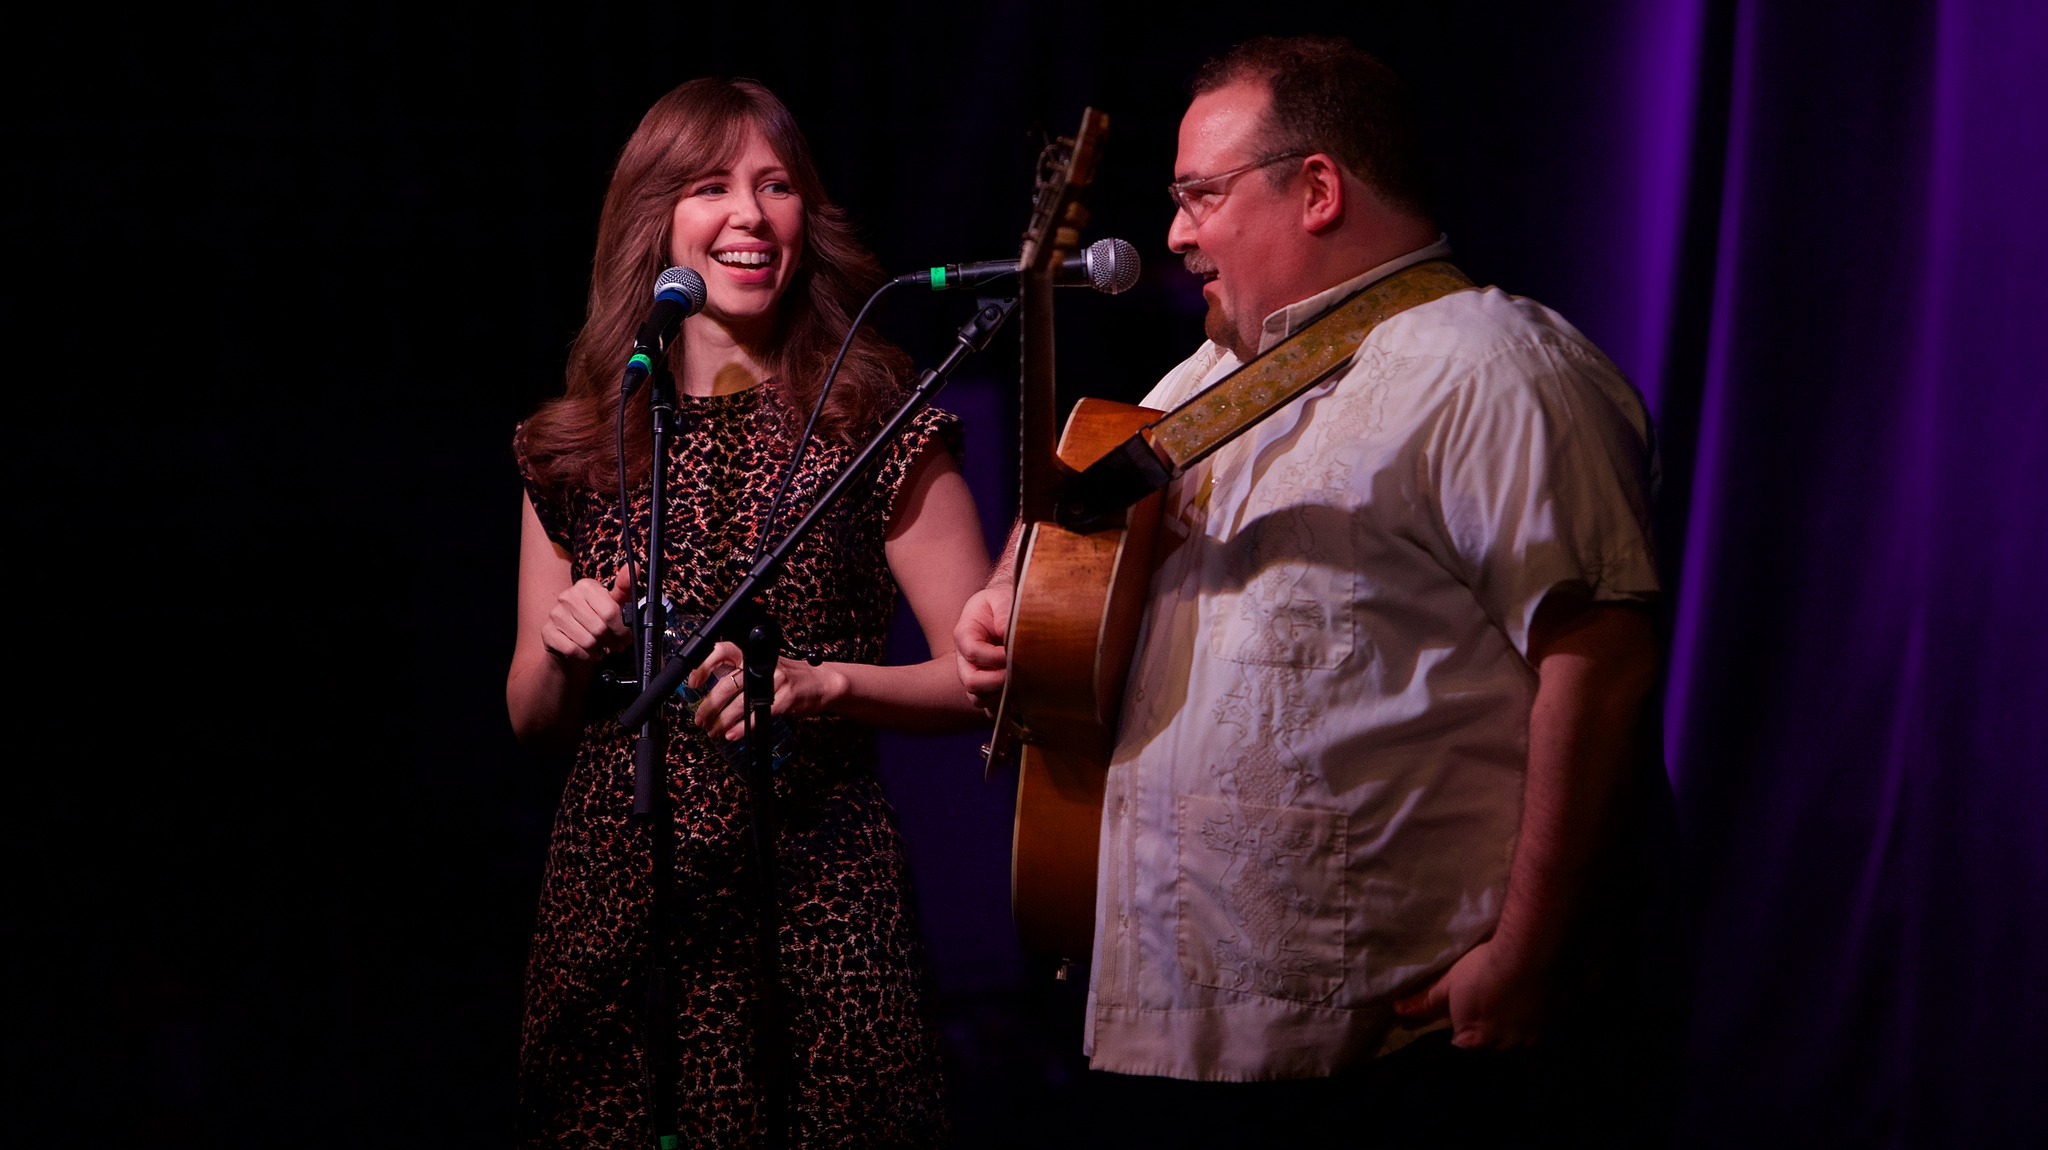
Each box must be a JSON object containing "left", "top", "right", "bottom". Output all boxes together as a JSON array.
[{"left": 1083, "top": 240, "right": 1660, "bottom": 1080}]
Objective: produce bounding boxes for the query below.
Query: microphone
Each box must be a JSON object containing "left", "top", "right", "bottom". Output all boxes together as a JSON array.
[
  {"left": 894, "top": 237, "right": 1140, "bottom": 294},
  {"left": 620, "top": 266, "right": 709, "bottom": 396}
]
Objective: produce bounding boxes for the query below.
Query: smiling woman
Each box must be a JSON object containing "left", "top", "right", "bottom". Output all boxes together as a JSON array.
[
  {"left": 504, "top": 77, "right": 988, "bottom": 1149},
  {"left": 667, "top": 131, "right": 803, "bottom": 359}
]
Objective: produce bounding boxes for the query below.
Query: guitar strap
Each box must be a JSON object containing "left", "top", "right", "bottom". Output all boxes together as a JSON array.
[{"left": 1054, "top": 258, "right": 1476, "bottom": 531}]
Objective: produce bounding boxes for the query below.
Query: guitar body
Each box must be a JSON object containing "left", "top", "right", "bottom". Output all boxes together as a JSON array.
[{"left": 994, "top": 398, "right": 1163, "bottom": 962}]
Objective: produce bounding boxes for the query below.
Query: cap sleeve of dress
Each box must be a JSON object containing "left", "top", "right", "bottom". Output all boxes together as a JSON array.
[
  {"left": 870, "top": 405, "right": 965, "bottom": 526},
  {"left": 511, "top": 421, "right": 571, "bottom": 548}
]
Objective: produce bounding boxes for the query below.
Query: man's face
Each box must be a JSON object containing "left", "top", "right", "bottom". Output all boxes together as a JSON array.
[{"left": 1168, "top": 81, "right": 1304, "bottom": 359}]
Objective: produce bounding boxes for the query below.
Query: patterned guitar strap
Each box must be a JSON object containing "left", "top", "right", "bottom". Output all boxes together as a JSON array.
[{"left": 1055, "top": 258, "right": 1476, "bottom": 531}]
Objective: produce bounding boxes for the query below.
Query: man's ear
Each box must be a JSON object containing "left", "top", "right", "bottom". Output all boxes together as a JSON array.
[{"left": 1300, "top": 154, "right": 1346, "bottom": 233}]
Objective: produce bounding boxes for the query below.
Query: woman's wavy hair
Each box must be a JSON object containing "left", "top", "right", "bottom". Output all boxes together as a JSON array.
[{"left": 521, "top": 77, "right": 909, "bottom": 494}]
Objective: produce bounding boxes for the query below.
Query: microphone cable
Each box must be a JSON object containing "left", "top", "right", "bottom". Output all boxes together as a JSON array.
[{"left": 748, "top": 277, "right": 906, "bottom": 568}]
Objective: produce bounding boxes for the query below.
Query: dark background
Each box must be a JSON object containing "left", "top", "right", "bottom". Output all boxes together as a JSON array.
[{"left": 6, "top": 2, "right": 2044, "bottom": 1146}]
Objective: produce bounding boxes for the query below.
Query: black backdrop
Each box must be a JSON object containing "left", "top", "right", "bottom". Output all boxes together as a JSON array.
[{"left": 8, "top": 2, "right": 2045, "bottom": 1147}]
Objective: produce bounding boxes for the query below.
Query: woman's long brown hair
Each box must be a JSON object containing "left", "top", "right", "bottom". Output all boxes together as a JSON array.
[{"left": 520, "top": 77, "right": 909, "bottom": 496}]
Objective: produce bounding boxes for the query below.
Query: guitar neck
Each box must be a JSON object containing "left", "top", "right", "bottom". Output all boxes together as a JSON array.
[
  {"left": 1017, "top": 266, "right": 1061, "bottom": 525},
  {"left": 1014, "top": 108, "right": 1107, "bottom": 527}
]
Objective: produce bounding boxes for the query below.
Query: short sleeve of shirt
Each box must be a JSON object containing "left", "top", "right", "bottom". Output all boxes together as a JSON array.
[{"left": 1429, "top": 336, "right": 1660, "bottom": 658}]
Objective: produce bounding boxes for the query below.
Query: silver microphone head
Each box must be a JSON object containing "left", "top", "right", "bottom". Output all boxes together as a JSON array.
[
  {"left": 1082, "top": 237, "right": 1141, "bottom": 294},
  {"left": 656, "top": 265, "right": 709, "bottom": 314}
]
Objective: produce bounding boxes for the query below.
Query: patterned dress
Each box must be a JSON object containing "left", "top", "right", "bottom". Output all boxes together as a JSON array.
[{"left": 513, "top": 385, "right": 957, "bottom": 1148}]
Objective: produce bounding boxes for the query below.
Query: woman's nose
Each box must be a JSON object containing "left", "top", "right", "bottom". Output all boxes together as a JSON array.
[{"left": 728, "top": 192, "right": 765, "bottom": 228}]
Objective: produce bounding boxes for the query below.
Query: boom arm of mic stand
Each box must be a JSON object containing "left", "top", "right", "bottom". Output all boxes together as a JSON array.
[{"left": 618, "top": 295, "right": 1019, "bottom": 731}]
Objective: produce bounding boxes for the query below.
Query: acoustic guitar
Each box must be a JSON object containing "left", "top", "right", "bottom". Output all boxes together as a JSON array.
[{"left": 980, "top": 109, "right": 1162, "bottom": 967}]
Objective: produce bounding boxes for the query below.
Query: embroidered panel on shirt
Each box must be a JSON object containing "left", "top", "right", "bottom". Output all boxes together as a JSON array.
[
  {"left": 1174, "top": 792, "right": 1347, "bottom": 1004},
  {"left": 1172, "top": 664, "right": 1347, "bottom": 1004},
  {"left": 1207, "top": 513, "right": 1360, "bottom": 668},
  {"left": 1201, "top": 348, "right": 1401, "bottom": 670}
]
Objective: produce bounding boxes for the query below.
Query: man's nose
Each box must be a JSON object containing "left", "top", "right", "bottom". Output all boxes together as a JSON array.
[{"left": 1166, "top": 205, "right": 1195, "bottom": 253}]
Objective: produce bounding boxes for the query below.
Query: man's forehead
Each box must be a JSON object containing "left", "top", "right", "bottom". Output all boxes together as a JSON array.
[{"left": 1175, "top": 81, "right": 1271, "bottom": 176}]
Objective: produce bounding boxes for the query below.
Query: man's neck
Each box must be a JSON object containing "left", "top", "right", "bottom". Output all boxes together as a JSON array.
[
  {"left": 1224, "top": 205, "right": 1441, "bottom": 360},
  {"left": 1245, "top": 231, "right": 1454, "bottom": 358},
  {"left": 1317, "top": 212, "right": 1442, "bottom": 297}
]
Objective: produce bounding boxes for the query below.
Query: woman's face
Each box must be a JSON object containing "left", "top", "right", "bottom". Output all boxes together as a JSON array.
[{"left": 667, "top": 124, "right": 804, "bottom": 342}]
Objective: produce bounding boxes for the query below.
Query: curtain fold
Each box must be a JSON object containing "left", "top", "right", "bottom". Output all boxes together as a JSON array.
[{"left": 1649, "top": 1, "right": 2048, "bottom": 1142}]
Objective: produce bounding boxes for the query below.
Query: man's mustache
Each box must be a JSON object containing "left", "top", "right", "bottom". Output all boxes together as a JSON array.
[{"left": 1183, "top": 250, "right": 1217, "bottom": 278}]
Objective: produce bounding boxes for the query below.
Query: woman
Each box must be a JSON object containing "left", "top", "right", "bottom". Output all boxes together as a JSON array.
[{"left": 507, "top": 77, "right": 989, "bottom": 1147}]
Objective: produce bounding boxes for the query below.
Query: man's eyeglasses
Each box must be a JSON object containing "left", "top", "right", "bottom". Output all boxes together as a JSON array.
[{"left": 1166, "top": 153, "right": 1310, "bottom": 220}]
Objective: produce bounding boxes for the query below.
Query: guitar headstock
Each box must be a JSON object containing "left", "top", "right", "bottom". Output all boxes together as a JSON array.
[{"left": 1018, "top": 108, "right": 1110, "bottom": 281}]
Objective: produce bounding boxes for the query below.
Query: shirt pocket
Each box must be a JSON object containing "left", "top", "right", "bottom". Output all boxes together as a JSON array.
[
  {"left": 1175, "top": 793, "right": 1348, "bottom": 1004},
  {"left": 1205, "top": 502, "right": 1360, "bottom": 669}
]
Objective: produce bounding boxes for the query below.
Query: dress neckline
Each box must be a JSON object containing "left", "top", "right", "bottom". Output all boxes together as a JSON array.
[{"left": 676, "top": 384, "right": 763, "bottom": 411}]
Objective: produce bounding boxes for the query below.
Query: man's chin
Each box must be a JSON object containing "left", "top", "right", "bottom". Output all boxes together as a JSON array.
[{"left": 1204, "top": 302, "right": 1252, "bottom": 359}]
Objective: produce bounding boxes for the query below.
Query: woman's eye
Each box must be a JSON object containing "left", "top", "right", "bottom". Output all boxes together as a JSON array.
[
  {"left": 762, "top": 180, "right": 793, "bottom": 196},
  {"left": 694, "top": 182, "right": 727, "bottom": 196}
]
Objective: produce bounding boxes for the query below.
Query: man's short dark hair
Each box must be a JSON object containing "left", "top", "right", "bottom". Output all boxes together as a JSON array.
[{"left": 1191, "top": 34, "right": 1432, "bottom": 219}]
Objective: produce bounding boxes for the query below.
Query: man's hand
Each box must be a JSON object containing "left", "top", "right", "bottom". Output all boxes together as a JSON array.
[
  {"left": 952, "top": 584, "right": 1014, "bottom": 715},
  {"left": 1391, "top": 601, "right": 1658, "bottom": 1051},
  {"left": 1391, "top": 938, "right": 1550, "bottom": 1050}
]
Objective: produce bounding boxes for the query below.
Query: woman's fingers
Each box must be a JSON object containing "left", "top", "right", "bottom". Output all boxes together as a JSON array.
[
  {"left": 546, "top": 578, "right": 632, "bottom": 662},
  {"left": 695, "top": 664, "right": 765, "bottom": 738}
]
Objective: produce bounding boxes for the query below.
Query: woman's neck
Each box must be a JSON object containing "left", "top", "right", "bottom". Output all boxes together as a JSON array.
[{"left": 677, "top": 317, "right": 773, "bottom": 397}]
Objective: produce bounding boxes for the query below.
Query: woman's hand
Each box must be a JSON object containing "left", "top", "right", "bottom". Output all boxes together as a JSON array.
[
  {"left": 540, "top": 564, "right": 635, "bottom": 667},
  {"left": 686, "top": 640, "right": 849, "bottom": 741},
  {"left": 510, "top": 493, "right": 635, "bottom": 752}
]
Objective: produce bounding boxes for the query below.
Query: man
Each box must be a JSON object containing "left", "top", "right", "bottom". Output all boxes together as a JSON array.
[{"left": 956, "top": 35, "right": 1670, "bottom": 1143}]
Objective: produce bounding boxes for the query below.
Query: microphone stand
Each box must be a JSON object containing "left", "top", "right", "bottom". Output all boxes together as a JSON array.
[
  {"left": 630, "top": 355, "right": 683, "bottom": 1149},
  {"left": 739, "top": 606, "right": 789, "bottom": 1150},
  {"left": 616, "top": 294, "right": 1018, "bottom": 1148}
]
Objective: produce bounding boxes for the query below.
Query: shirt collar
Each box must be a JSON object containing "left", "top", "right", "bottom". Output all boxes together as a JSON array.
[{"left": 1255, "top": 234, "right": 1456, "bottom": 355}]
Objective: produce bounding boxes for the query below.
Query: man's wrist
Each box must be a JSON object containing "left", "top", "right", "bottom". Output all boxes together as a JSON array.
[{"left": 1484, "top": 908, "right": 1570, "bottom": 973}]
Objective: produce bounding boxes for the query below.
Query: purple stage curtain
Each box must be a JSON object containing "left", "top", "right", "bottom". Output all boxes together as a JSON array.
[{"left": 1599, "top": 1, "right": 2048, "bottom": 1143}]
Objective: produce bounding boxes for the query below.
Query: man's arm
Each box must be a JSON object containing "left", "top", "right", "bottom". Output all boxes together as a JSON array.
[
  {"left": 953, "top": 518, "right": 1024, "bottom": 713},
  {"left": 1394, "top": 596, "right": 1661, "bottom": 1048}
]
